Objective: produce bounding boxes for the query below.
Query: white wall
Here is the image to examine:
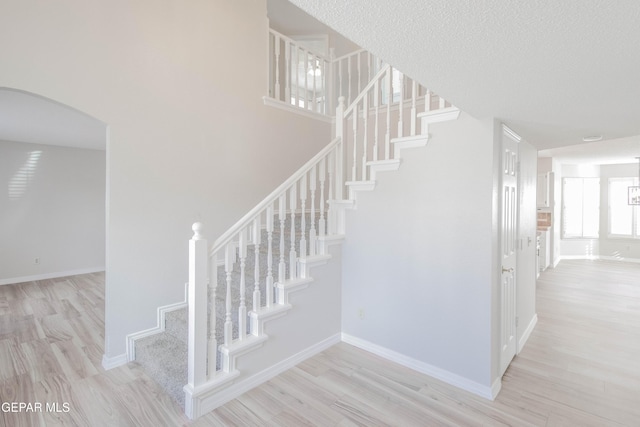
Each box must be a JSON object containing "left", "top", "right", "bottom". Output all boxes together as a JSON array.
[
  {"left": 341, "top": 112, "right": 496, "bottom": 392},
  {"left": 0, "top": 0, "right": 332, "bottom": 360},
  {"left": 0, "top": 140, "right": 105, "bottom": 284}
]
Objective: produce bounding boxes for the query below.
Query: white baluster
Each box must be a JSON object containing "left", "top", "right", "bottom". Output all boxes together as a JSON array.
[
  {"left": 347, "top": 57, "right": 352, "bottom": 105},
  {"left": 398, "top": 72, "right": 404, "bottom": 138},
  {"left": 274, "top": 35, "right": 281, "bottom": 101},
  {"left": 304, "top": 49, "right": 309, "bottom": 110},
  {"left": 284, "top": 40, "right": 291, "bottom": 103},
  {"left": 335, "top": 97, "right": 345, "bottom": 200},
  {"left": 278, "top": 194, "right": 286, "bottom": 284},
  {"left": 321, "top": 59, "right": 327, "bottom": 114},
  {"left": 357, "top": 52, "right": 362, "bottom": 95},
  {"left": 327, "top": 150, "right": 335, "bottom": 234},
  {"left": 208, "top": 251, "right": 217, "bottom": 378},
  {"left": 312, "top": 56, "right": 317, "bottom": 113},
  {"left": 223, "top": 243, "right": 233, "bottom": 349},
  {"left": 238, "top": 228, "right": 247, "bottom": 341},
  {"left": 318, "top": 157, "right": 326, "bottom": 239},
  {"left": 252, "top": 216, "right": 261, "bottom": 316},
  {"left": 411, "top": 79, "right": 417, "bottom": 136},
  {"left": 294, "top": 46, "right": 299, "bottom": 107},
  {"left": 362, "top": 93, "right": 369, "bottom": 181},
  {"left": 266, "top": 204, "right": 274, "bottom": 308},
  {"left": 373, "top": 79, "right": 380, "bottom": 162},
  {"left": 385, "top": 68, "right": 392, "bottom": 160},
  {"left": 309, "top": 165, "right": 317, "bottom": 257},
  {"left": 351, "top": 105, "right": 358, "bottom": 181},
  {"left": 289, "top": 184, "right": 297, "bottom": 280},
  {"left": 299, "top": 174, "right": 307, "bottom": 259},
  {"left": 338, "top": 60, "right": 343, "bottom": 104}
]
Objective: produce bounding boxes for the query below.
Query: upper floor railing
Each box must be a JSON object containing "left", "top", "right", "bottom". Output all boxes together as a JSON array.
[{"left": 268, "top": 29, "right": 387, "bottom": 116}]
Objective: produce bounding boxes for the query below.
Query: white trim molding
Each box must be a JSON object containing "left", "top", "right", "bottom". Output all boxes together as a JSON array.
[
  {"left": 0, "top": 267, "right": 105, "bottom": 286},
  {"left": 262, "top": 96, "right": 334, "bottom": 123},
  {"left": 502, "top": 124, "right": 522, "bottom": 142},
  {"left": 517, "top": 314, "right": 538, "bottom": 354},
  {"left": 341, "top": 333, "right": 496, "bottom": 400},
  {"left": 186, "top": 333, "right": 341, "bottom": 419},
  {"left": 126, "top": 283, "right": 189, "bottom": 362},
  {"left": 101, "top": 353, "right": 128, "bottom": 370},
  {"left": 558, "top": 255, "right": 640, "bottom": 264}
]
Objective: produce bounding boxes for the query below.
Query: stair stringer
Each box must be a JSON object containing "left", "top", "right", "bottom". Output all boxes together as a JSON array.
[
  {"left": 332, "top": 108, "right": 460, "bottom": 229},
  {"left": 184, "top": 240, "right": 343, "bottom": 419}
]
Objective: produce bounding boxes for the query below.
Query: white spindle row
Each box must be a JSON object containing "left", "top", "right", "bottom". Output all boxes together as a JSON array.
[
  {"left": 331, "top": 49, "right": 381, "bottom": 108},
  {"left": 338, "top": 65, "right": 444, "bottom": 184},
  {"left": 188, "top": 138, "right": 342, "bottom": 391},
  {"left": 269, "top": 29, "right": 330, "bottom": 114},
  {"left": 190, "top": 40, "right": 453, "bottom": 398}
]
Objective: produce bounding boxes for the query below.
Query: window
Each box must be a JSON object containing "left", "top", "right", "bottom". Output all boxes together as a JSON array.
[
  {"left": 608, "top": 177, "right": 640, "bottom": 238},
  {"left": 562, "top": 177, "right": 599, "bottom": 238}
]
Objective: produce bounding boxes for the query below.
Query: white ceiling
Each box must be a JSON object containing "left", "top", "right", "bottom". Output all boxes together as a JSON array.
[
  {"left": 0, "top": 88, "right": 106, "bottom": 150},
  {"left": 285, "top": 0, "right": 640, "bottom": 163}
]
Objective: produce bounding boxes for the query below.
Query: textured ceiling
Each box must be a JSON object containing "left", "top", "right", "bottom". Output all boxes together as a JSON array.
[{"left": 286, "top": 0, "right": 640, "bottom": 156}]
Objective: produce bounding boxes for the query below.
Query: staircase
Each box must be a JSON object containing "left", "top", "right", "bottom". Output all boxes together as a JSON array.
[{"left": 133, "top": 41, "right": 460, "bottom": 419}]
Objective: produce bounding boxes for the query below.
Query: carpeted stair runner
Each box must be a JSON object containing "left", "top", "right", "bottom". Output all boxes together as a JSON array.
[{"left": 133, "top": 214, "right": 318, "bottom": 408}]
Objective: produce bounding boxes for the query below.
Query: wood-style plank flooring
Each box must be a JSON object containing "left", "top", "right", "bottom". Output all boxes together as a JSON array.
[{"left": 0, "top": 259, "right": 638, "bottom": 426}]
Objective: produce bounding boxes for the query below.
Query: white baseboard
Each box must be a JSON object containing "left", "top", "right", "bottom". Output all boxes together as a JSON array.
[
  {"left": 558, "top": 255, "right": 640, "bottom": 264},
  {"left": 599, "top": 255, "right": 640, "bottom": 264},
  {"left": 102, "top": 353, "right": 128, "bottom": 370},
  {"left": 188, "top": 333, "right": 341, "bottom": 419},
  {"left": 517, "top": 314, "right": 538, "bottom": 354},
  {"left": 491, "top": 377, "right": 502, "bottom": 400},
  {"left": 0, "top": 267, "right": 105, "bottom": 286},
  {"left": 341, "top": 333, "right": 495, "bottom": 400},
  {"left": 126, "top": 283, "right": 188, "bottom": 362}
]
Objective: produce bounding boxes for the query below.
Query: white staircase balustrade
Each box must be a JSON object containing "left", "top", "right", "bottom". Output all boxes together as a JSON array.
[
  {"left": 268, "top": 29, "right": 330, "bottom": 114},
  {"left": 331, "top": 49, "right": 382, "bottom": 109},
  {"left": 268, "top": 29, "right": 384, "bottom": 116},
  {"left": 185, "top": 136, "right": 343, "bottom": 418},
  {"left": 336, "top": 64, "right": 448, "bottom": 199},
  {"left": 184, "top": 47, "right": 458, "bottom": 418}
]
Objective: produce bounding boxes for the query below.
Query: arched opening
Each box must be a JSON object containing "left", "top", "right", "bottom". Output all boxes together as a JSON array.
[{"left": 0, "top": 87, "right": 108, "bottom": 284}]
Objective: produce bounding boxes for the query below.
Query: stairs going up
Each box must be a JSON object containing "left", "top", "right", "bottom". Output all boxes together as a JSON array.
[
  {"left": 132, "top": 58, "right": 461, "bottom": 419},
  {"left": 133, "top": 214, "right": 319, "bottom": 409},
  {"left": 134, "top": 307, "right": 188, "bottom": 408}
]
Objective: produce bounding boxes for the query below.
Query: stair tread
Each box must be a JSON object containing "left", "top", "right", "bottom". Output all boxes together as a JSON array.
[{"left": 135, "top": 332, "right": 187, "bottom": 408}]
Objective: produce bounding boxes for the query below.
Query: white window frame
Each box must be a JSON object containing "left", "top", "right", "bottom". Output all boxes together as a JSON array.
[
  {"left": 608, "top": 177, "right": 640, "bottom": 239},
  {"left": 561, "top": 177, "right": 600, "bottom": 239}
]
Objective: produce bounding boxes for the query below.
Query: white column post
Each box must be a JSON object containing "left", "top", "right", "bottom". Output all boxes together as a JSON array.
[{"left": 188, "top": 222, "right": 208, "bottom": 389}]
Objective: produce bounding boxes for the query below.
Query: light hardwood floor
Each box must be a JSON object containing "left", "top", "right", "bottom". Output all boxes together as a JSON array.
[{"left": 0, "top": 259, "right": 638, "bottom": 426}]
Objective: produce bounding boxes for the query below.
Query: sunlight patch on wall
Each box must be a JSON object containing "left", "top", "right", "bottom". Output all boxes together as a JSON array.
[{"left": 8, "top": 150, "right": 42, "bottom": 199}]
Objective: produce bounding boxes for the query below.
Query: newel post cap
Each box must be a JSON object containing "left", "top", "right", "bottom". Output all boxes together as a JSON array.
[{"left": 192, "top": 222, "right": 204, "bottom": 240}]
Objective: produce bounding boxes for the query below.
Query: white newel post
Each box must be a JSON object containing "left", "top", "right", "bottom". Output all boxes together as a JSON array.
[{"left": 188, "top": 222, "right": 208, "bottom": 391}]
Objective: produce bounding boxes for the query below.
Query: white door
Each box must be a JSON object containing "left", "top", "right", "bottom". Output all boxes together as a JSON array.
[{"left": 499, "top": 125, "right": 519, "bottom": 376}]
